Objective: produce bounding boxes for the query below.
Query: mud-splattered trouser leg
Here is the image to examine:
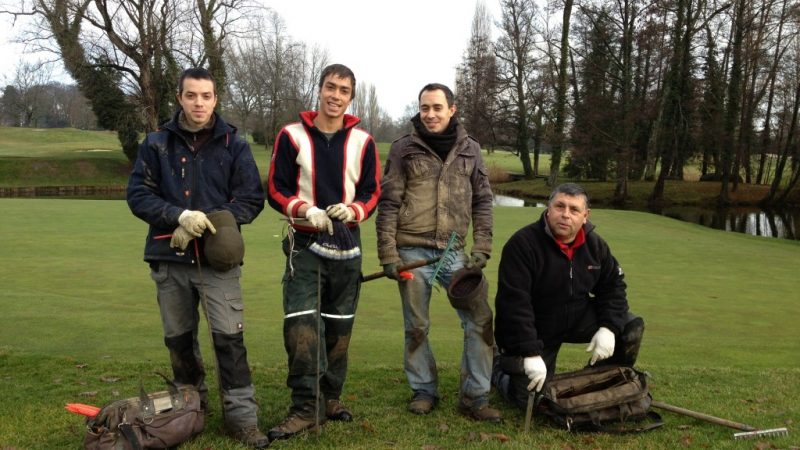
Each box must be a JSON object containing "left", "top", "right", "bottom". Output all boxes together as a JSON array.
[
  {"left": 397, "top": 247, "right": 494, "bottom": 405},
  {"left": 152, "top": 262, "right": 259, "bottom": 428},
  {"left": 281, "top": 246, "right": 361, "bottom": 420}
]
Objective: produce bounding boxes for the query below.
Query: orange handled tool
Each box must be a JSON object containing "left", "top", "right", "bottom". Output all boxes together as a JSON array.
[
  {"left": 65, "top": 403, "right": 101, "bottom": 418},
  {"left": 361, "top": 257, "right": 441, "bottom": 282}
]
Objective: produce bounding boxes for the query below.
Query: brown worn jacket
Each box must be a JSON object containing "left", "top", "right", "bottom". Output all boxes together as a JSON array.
[{"left": 376, "top": 123, "right": 493, "bottom": 265}]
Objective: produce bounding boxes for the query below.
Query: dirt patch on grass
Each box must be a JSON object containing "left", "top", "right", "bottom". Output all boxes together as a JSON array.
[{"left": 75, "top": 160, "right": 98, "bottom": 177}]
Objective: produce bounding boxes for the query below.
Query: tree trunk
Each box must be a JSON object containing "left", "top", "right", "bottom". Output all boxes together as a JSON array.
[{"left": 549, "top": 0, "right": 573, "bottom": 186}]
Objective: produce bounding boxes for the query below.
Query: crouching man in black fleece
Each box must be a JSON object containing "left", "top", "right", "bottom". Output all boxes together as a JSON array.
[{"left": 492, "top": 183, "right": 644, "bottom": 409}]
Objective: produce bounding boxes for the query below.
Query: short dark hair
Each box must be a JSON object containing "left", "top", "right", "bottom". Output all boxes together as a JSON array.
[
  {"left": 418, "top": 83, "right": 455, "bottom": 107},
  {"left": 178, "top": 68, "right": 215, "bottom": 95},
  {"left": 318, "top": 64, "right": 356, "bottom": 100},
  {"left": 549, "top": 183, "right": 590, "bottom": 209}
]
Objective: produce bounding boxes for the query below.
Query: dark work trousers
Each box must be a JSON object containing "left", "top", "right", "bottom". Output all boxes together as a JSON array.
[
  {"left": 280, "top": 236, "right": 362, "bottom": 420},
  {"left": 494, "top": 310, "right": 644, "bottom": 409},
  {"left": 152, "top": 262, "right": 259, "bottom": 428}
]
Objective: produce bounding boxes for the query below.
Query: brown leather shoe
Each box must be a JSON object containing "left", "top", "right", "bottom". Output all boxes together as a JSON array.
[
  {"left": 408, "top": 393, "right": 436, "bottom": 415},
  {"left": 326, "top": 399, "right": 353, "bottom": 422},
  {"left": 458, "top": 403, "right": 502, "bottom": 423},
  {"left": 267, "top": 414, "right": 321, "bottom": 441}
]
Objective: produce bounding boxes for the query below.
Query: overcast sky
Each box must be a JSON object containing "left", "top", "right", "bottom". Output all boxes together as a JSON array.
[{"left": 0, "top": 0, "right": 501, "bottom": 120}]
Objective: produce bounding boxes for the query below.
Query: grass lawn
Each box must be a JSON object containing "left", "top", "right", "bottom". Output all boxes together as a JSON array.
[
  {"left": 0, "top": 127, "right": 131, "bottom": 187},
  {"left": 1, "top": 199, "right": 798, "bottom": 449}
]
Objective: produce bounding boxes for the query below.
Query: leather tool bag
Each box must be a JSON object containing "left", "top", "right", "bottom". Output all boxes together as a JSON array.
[
  {"left": 537, "top": 365, "right": 663, "bottom": 433},
  {"left": 83, "top": 376, "right": 204, "bottom": 450}
]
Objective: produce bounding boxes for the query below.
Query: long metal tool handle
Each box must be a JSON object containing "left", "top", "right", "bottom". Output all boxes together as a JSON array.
[
  {"left": 193, "top": 239, "right": 226, "bottom": 422},
  {"left": 651, "top": 400, "right": 756, "bottom": 431},
  {"left": 361, "top": 257, "right": 441, "bottom": 282},
  {"left": 524, "top": 392, "right": 535, "bottom": 433}
]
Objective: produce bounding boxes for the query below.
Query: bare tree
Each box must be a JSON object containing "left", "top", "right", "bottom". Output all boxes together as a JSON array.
[
  {"left": 549, "top": 0, "right": 574, "bottom": 186},
  {"left": 456, "top": 1, "right": 500, "bottom": 150},
  {"left": 496, "top": 0, "right": 539, "bottom": 178}
]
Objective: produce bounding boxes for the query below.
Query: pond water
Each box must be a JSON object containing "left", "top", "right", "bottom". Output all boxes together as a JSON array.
[{"left": 493, "top": 195, "right": 799, "bottom": 241}]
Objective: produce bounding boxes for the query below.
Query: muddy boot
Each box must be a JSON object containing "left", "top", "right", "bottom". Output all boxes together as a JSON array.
[
  {"left": 227, "top": 424, "right": 269, "bottom": 449},
  {"left": 325, "top": 399, "right": 353, "bottom": 422},
  {"left": 458, "top": 401, "right": 502, "bottom": 423},
  {"left": 267, "top": 414, "right": 322, "bottom": 441},
  {"left": 408, "top": 392, "right": 437, "bottom": 415}
]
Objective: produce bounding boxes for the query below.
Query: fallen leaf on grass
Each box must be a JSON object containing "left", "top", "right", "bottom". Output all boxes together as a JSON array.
[
  {"left": 346, "top": 394, "right": 358, "bottom": 402},
  {"left": 681, "top": 434, "right": 693, "bottom": 447},
  {"left": 754, "top": 441, "right": 777, "bottom": 450},
  {"left": 75, "top": 363, "right": 88, "bottom": 369},
  {"left": 495, "top": 433, "right": 510, "bottom": 443},
  {"left": 100, "top": 376, "right": 120, "bottom": 383},
  {"left": 360, "top": 420, "right": 375, "bottom": 433},
  {"left": 422, "top": 445, "right": 440, "bottom": 450},
  {"left": 437, "top": 423, "right": 449, "bottom": 432},
  {"left": 80, "top": 391, "right": 98, "bottom": 397},
  {"left": 478, "top": 432, "right": 510, "bottom": 443}
]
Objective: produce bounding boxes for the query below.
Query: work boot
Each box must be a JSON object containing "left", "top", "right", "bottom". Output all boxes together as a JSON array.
[
  {"left": 326, "top": 399, "right": 353, "bottom": 422},
  {"left": 458, "top": 402, "right": 502, "bottom": 423},
  {"left": 227, "top": 424, "right": 269, "bottom": 449},
  {"left": 408, "top": 393, "right": 437, "bottom": 415},
  {"left": 267, "top": 414, "right": 321, "bottom": 441}
]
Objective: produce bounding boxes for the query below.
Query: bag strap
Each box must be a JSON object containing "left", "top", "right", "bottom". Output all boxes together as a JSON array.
[
  {"left": 118, "top": 423, "right": 143, "bottom": 450},
  {"left": 584, "top": 411, "right": 664, "bottom": 434}
]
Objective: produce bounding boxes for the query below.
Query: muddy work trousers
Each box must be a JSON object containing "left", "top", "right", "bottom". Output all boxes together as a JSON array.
[
  {"left": 151, "top": 261, "right": 259, "bottom": 429},
  {"left": 280, "top": 240, "right": 362, "bottom": 420}
]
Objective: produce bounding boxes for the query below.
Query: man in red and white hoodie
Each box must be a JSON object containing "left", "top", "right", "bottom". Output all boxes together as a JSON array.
[{"left": 266, "top": 63, "right": 380, "bottom": 441}]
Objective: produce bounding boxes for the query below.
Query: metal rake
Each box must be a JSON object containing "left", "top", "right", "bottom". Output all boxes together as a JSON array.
[{"left": 651, "top": 400, "right": 789, "bottom": 439}]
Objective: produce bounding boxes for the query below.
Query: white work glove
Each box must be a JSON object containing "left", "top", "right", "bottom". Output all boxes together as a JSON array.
[
  {"left": 586, "top": 326, "right": 616, "bottom": 365},
  {"left": 305, "top": 206, "right": 333, "bottom": 235},
  {"left": 169, "top": 226, "right": 194, "bottom": 251},
  {"left": 178, "top": 210, "right": 216, "bottom": 237},
  {"left": 523, "top": 356, "right": 547, "bottom": 392},
  {"left": 326, "top": 203, "right": 356, "bottom": 222}
]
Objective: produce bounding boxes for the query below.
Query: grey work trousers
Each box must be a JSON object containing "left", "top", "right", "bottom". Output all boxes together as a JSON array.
[{"left": 151, "top": 261, "right": 259, "bottom": 428}]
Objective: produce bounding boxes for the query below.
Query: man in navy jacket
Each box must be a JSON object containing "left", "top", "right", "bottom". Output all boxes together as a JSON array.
[{"left": 127, "top": 68, "right": 267, "bottom": 448}]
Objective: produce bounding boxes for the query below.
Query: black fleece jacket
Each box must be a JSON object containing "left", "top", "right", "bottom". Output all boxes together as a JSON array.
[{"left": 494, "top": 211, "right": 630, "bottom": 357}]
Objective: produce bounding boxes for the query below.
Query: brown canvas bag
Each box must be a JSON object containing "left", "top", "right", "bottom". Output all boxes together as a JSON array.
[
  {"left": 537, "top": 365, "right": 663, "bottom": 433},
  {"left": 83, "top": 376, "right": 204, "bottom": 450}
]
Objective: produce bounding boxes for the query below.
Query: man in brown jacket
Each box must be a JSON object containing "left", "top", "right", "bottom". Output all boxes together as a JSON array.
[{"left": 376, "top": 83, "right": 500, "bottom": 422}]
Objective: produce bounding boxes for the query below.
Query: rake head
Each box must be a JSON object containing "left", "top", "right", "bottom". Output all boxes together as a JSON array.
[{"left": 732, "top": 427, "right": 789, "bottom": 440}]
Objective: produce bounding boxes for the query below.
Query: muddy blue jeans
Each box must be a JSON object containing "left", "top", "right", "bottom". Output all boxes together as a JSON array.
[{"left": 397, "top": 247, "right": 494, "bottom": 407}]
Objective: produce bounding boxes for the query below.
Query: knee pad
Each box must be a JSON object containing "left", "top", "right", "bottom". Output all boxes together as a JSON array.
[
  {"left": 213, "top": 332, "right": 252, "bottom": 389},
  {"left": 620, "top": 316, "right": 645, "bottom": 366}
]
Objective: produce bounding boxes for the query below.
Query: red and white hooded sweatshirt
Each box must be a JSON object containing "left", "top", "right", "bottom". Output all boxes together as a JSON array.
[{"left": 267, "top": 111, "right": 381, "bottom": 234}]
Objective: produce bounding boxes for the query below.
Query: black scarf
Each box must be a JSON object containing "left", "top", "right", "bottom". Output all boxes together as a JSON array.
[{"left": 411, "top": 114, "right": 459, "bottom": 162}]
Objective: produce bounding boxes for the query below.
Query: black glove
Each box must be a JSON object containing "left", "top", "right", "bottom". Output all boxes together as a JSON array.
[
  {"left": 383, "top": 263, "right": 400, "bottom": 280},
  {"left": 465, "top": 252, "right": 488, "bottom": 269}
]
